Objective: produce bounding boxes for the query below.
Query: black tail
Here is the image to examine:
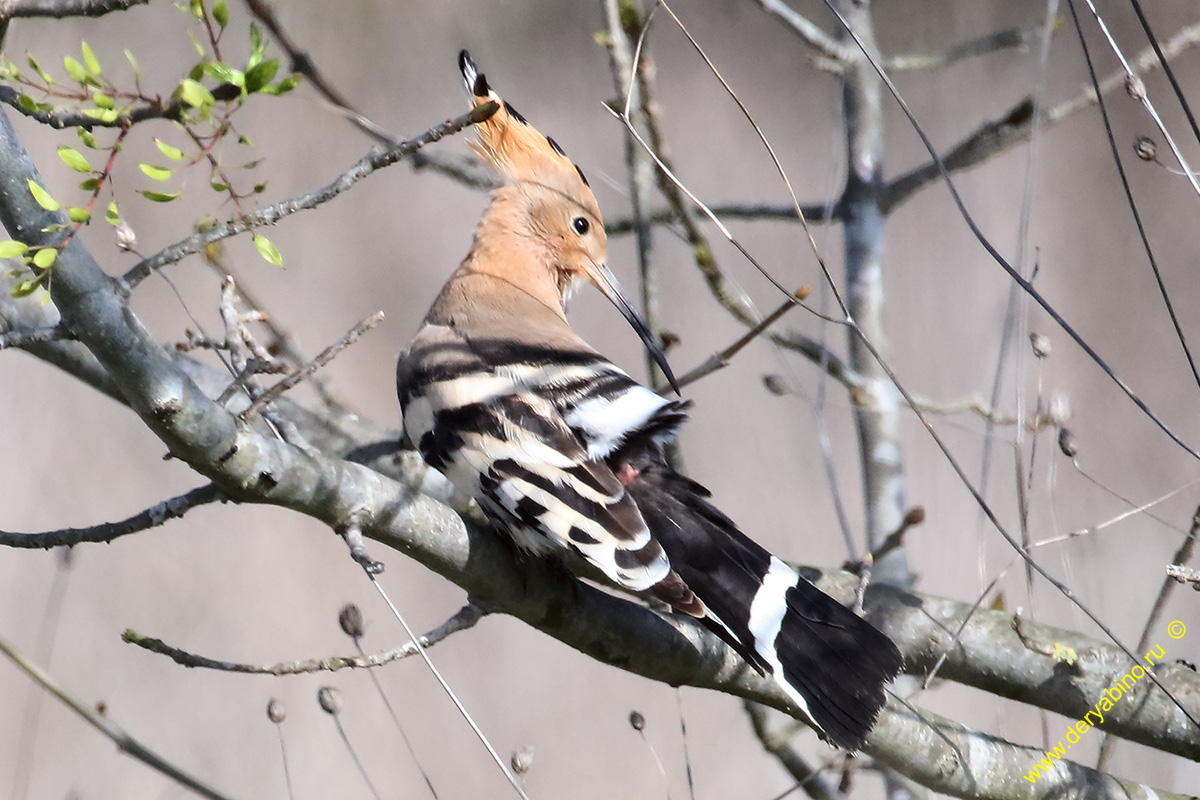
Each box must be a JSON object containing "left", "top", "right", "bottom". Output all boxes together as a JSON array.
[{"left": 627, "top": 464, "right": 902, "bottom": 751}]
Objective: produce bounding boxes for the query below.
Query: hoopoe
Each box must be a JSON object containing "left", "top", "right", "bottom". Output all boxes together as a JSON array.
[{"left": 396, "top": 51, "right": 902, "bottom": 751}]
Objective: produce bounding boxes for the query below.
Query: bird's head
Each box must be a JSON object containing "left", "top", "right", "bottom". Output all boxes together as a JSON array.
[{"left": 458, "top": 50, "right": 678, "bottom": 392}]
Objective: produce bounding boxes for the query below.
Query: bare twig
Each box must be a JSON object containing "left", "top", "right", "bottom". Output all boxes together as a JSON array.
[
  {"left": 240, "top": 0, "right": 397, "bottom": 146},
  {"left": 749, "top": 0, "right": 854, "bottom": 66},
  {"left": 603, "top": 0, "right": 666, "bottom": 389},
  {"left": 605, "top": 201, "right": 837, "bottom": 234},
  {"left": 884, "top": 23, "right": 1052, "bottom": 72},
  {"left": 0, "top": 632, "right": 235, "bottom": 800},
  {"left": 122, "top": 603, "right": 486, "bottom": 675},
  {"left": 242, "top": 0, "right": 499, "bottom": 194},
  {"left": 122, "top": 103, "right": 498, "bottom": 287},
  {"left": 660, "top": 288, "right": 806, "bottom": 392},
  {"left": 241, "top": 311, "right": 383, "bottom": 421},
  {"left": 881, "top": 21, "right": 1200, "bottom": 216},
  {"left": 1078, "top": 0, "right": 1200, "bottom": 200},
  {"left": 745, "top": 702, "right": 846, "bottom": 800},
  {"left": 0, "top": 484, "right": 221, "bottom": 548}
]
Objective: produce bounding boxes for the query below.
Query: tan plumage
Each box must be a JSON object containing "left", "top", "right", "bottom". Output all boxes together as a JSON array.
[{"left": 396, "top": 51, "right": 901, "bottom": 751}]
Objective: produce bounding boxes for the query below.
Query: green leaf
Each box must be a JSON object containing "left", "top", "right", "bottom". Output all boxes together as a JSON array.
[
  {"left": 244, "top": 58, "right": 279, "bottom": 93},
  {"left": 67, "top": 206, "right": 91, "bottom": 223},
  {"left": 209, "top": 179, "right": 229, "bottom": 192},
  {"left": 154, "top": 138, "right": 185, "bottom": 161},
  {"left": 188, "top": 0, "right": 203, "bottom": 19},
  {"left": 187, "top": 31, "right": 206, "bottom": 58},
  {"left": 32, "top": 247, "right": 57, "bottom": 268},
  {"left": 40, "top": 223, "right": 67, "bottom": 233},
  {"left": 16, "top": 94, "right": 38, "bottom": 113},
  {"left": 0, "top": 240, "right": 29, "bottom": 258},
  {"left": 81, "top": 108, "right": 120, "bottom": 123},
  {"left": 204, "top": 61, "right": 244, "bottom": 89},
  {"left": 213, "top": 0, "right": 229, "bottom": 28},
  {"left": 178, "top": 78, "right": 215, "bottom": 108},
  {"left": 124, "top": 49, "right": 141, "bottom": 83},
  {"left": 0, "top": 56, "right": 18, "bottom": 80},
  {"left": 79, "top": 177, "right": 101, "bottom": 191},
  {"left": 248, "top": 23, "right": 265, "bottom": 70},
  {"left": 139, "top": 163, "right": 173, "bottom": 181},
  {"left": 260, "top": 74, "right": 300, "bottom": 96},
  {"left": 242, "top": 159, "right": 262, "bottom": 169},
  {"left": 141, "top": 190, "right": 182, "bottom": 203},
  {"left": 92, "top": 93, "right": 115, "bottom": 109},
  {"left": 252, "top": 183, "right": 266, "bottom": 194},
  {"left": 105, "top": 201, "right": 121, "bottom": 224},
  {"left": 253, "top": 234, "right": 282, "bottom": 266},
  {"left": 26, "top": 54, "right": 53, "bottom": 85},
  {"left": 57, "top": 145, "right": 92, "bottom": 173},
  {"left": 63, "top": 56, "right": 88, "bottom": 84},
  {"left": 27, "top": 180, "right": 60, "bottom": 211},
  {"left": 81, "top": 41, "right": 101, "bottom": 75},
  {"left": 77, "top": 127, "right": 99, "bottom": 149},
  {"left": 12, "top": 279, "right": 41, "bottom": 298}
]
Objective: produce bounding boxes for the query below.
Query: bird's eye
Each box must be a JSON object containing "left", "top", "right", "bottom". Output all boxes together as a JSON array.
[{"left": 572, "top": 216, "right": 590, "bottom": 235}]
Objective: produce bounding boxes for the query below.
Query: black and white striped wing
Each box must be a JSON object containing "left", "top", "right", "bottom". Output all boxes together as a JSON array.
[{"left": 398, "top": 327, "right": 671, "bottom": 591}]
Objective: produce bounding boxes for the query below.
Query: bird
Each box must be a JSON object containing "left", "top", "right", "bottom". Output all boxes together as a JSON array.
[{"left": 396, "top": 50, "right": 902, "bottom": 751}]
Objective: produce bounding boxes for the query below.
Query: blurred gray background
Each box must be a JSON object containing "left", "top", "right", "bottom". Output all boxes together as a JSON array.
[{"left": 3, "top": 0, "right": 1200, "bottom": 796}]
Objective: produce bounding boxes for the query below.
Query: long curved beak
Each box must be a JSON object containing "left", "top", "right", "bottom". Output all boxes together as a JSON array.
[{"left": 589, "top": 263, "right": 680, "bottom": 395}]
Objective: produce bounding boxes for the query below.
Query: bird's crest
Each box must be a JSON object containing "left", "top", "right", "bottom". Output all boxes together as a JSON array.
[{"left": 458, "top": 50, "right": 599, "bottom": 221}]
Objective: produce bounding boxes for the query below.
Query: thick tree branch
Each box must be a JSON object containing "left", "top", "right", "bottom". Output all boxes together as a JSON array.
[
  {"left": 872, "top": 700, "right": 1192, "bottom": 799},
  {"left": 877, "top": 583, "right": 1200, "bottom": 760}
]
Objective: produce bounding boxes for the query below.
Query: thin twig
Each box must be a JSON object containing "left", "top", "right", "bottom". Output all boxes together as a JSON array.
[
  {"left": 659, "top": 0, "right": 848, "bottom": 318},
  {"left": 0, "top": 484, "right": 221, "bottom": 548},
  {"left": 884, "top": 23, "right": 1051, "bottom": 72},
  {"left": 605, "top": 201, "right": 837, "bottom": 234},
  {"left": 366, "top": 576, "right": 530, "bottom": 800},
  {"left": 881, "top": 21, "right": 1200, "bottom": 216},
  {"left": 659, "top": 289, "right": 806, "bottom": 392},
  {"left": 122, "top": 103, "right": 498, "bottom": 287},
  {"left": 0, "top": 632, "right": 236, "bottom": 800},
  {"left": 242, "top": 0, "right": 500, "bottom": 193},
  {"left": 122, "top": 604, "right": 485, "bottom": 675},
  {"left": 1078, "top": 0, "right": 1200, "bottom": 200},
  {"left": 241, "top": 311, "right": 383, "bottom": 421},
  {"left": 748, "top": 0, "right": 854, "bottom": 66}
]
